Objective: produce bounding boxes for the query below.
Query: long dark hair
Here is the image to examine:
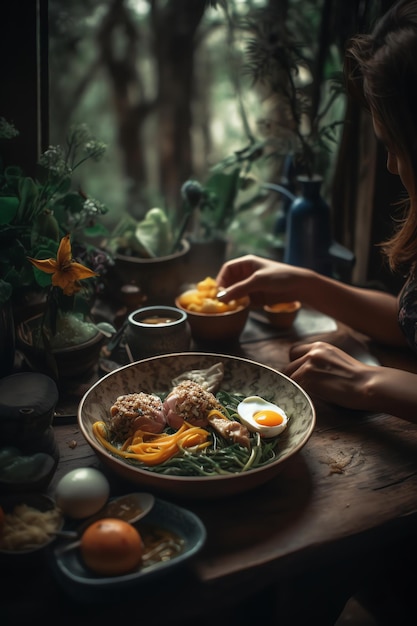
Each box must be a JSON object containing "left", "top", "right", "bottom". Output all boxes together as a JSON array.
[{"left": 345, "top": 0, "right": 417, "bottom": 272}]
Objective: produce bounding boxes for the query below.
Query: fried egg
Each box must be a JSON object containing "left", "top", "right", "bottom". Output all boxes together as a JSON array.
[{"left": 237, "top": 396, "right": 288, "bottom": 438}]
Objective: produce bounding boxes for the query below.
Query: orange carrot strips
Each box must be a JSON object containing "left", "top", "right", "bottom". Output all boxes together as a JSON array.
[{"left": 92, "top": 420, "right": 211, "bottom": 466}]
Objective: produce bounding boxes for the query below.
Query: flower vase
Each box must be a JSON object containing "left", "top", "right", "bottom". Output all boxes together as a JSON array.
[{"left": 283, "top": 176, "right": 333, "bottom": 276}]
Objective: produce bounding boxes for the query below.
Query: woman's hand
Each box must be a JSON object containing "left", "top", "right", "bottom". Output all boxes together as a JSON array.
[
  {"left": 284, "top": 341, "right": 377, "bottom": 411},
  {"left": 216, "top": 254, "right": 311, "bottom": 307}
]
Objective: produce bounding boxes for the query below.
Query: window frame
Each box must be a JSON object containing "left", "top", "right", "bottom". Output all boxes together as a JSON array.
[{"left": 1, "top": 0, "right": 48, "bottom": 175}]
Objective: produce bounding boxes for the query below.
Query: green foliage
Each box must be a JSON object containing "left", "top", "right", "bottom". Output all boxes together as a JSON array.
[
  {"left": 242, "top": 3, "right": 345, "bottom": 178},
  {"left": 106, "top": 136, "right": 266, "bottom": 258},
  {"left": 0, "top": 120, "right": 111, "bottom": 302}
]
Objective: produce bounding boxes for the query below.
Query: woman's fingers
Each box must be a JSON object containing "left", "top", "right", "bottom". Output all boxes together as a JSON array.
[{"left": 283, "top": 341, "right": 375, "bottom": 410}]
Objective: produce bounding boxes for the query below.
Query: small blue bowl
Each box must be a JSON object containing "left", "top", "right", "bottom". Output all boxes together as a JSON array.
[{"left": 49, "top": 495, "right": 206, "bottom": 602}]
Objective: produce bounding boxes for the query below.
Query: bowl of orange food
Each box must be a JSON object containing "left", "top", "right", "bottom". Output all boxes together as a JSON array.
[
  {"left": 263, "top": 301, "right": 301, "bottom": 329},
  {"left": 78, "top": 352, "right": 315, "bottom": 499},
  {"left": 175, "top": 277, "right": 250, "bottom": 343},
  {"left": 51, "top": 495, "right": 206, "bottom": 600}
]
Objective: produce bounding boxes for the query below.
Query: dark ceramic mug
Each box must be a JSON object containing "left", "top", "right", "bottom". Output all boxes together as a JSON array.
[{"left": 125, "top": 306, "right": 191, "bottom": 360}]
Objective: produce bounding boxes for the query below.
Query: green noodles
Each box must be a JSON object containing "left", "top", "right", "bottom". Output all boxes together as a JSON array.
[{"left": 108, "top": 389, "right": 283, "bottom": 476}]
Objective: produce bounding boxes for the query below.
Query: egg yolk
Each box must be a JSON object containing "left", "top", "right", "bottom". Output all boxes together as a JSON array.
[{"left": 253, "top": 410, "right": 284, "bottom": 426}]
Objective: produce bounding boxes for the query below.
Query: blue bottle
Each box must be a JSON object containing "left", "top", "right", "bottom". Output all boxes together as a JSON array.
[{"left": 284, "top": 176, "right": 333, "bottom": 276}]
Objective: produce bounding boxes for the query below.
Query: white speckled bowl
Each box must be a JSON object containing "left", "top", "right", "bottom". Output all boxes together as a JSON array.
[{"left": 78, "top": 353, "right": 315, "bottom": 499}]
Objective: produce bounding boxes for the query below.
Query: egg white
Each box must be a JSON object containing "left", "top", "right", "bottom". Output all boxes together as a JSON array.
[
  {"left": 55, "top": 467, "right": 110, "bottom": 519},
  {"left": 237, "top": 396, "right": 288, "bottom": 437}
]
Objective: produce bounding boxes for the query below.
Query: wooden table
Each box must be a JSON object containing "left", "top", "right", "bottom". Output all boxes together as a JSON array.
[{"left": 5, "top": 307, "right": 417, "bottom": 626}]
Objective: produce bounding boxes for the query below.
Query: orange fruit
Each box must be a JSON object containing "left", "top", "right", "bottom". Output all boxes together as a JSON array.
[{"left": 80, "top": 517, "right": 143, "bottom": 576}]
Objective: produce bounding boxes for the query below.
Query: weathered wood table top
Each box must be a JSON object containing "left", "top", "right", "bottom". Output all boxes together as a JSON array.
[{"left": 5, "top": 306, "right": 417, "bottom": 625}]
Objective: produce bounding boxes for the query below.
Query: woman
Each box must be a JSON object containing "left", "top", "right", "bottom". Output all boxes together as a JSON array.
[
  {"left": 217, "top": 0, "right": 417, "bottom": 425},
  {"left": 218, "top": 3, "right": 417, "bottom": 622}
]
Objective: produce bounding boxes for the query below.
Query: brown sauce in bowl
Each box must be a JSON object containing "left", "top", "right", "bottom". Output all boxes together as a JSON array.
[
  {"left": 99, "top": 494, "right": 144, "bottom": 522},
  {"left": 140, "top": 316, "right": 177, "bottom": 325}
]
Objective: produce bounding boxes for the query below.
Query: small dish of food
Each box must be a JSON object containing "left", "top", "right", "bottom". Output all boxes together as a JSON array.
[
  {"left": 263, "top": 301, "right": 301, "bottom": 329},
  {"left": 175, "top": 276, "right": 250, "bottom": 343},
  {"left": 0, "top": 492, "right": 63, "bottom": 565},
  {"left": 50, "top": 496, "right": 206, "bottom": 601}
]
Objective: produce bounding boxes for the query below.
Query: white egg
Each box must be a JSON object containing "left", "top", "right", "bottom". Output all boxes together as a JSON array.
[
  {"left": 55, "top": 467, "right": 110, "bottom": 519},
  {"left": 237, "top": 395, "right": 288, "bottom": 438}
]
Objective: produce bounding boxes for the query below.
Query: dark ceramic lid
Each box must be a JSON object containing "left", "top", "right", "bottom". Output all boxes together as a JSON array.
[{"left": 0, "top": 373, "right": 59, "bottom": 419}]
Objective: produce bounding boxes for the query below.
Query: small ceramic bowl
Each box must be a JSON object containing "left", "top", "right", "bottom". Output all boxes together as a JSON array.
[
  {"left": 175, "top": 294, "right": 250, "bottom": 343},
  {"left": 125, "top": 306, "right": 191, "bottom": 360},
  {"left": 0, "top": 493, "right": 63, "bottom": 566},
  {"left": 263, "top": 301, "right": 301, "bottom": 329}
]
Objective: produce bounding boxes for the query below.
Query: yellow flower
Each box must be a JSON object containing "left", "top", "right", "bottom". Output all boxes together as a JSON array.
[{"left": 28, "top": 234, "right": 98, "bottom": 296}]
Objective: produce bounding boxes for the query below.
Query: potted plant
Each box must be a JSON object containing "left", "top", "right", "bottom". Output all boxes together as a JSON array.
[
  {"left": 17, "top": 234, "right": 113, "bottom": 383},
  {"left": 0, "top": 120, "right": 115, "bottom": 380},
  {"left": 102, "top": 146, "right": 259, "bottom": 308},
  {"left": 243, "top": 4, "right": 345, "bottom": 183},
  {"left": 103, "top": 203, "right": 193, "bottom": 308},
  {"left": 103, "top": 143, "right": 265, "bottom": 302},
  {"left": 240, "top": 6, "right": 353, "bottom": 277},
  {"left": 180, "top": 143, "right": 265, "bottom": 284}
]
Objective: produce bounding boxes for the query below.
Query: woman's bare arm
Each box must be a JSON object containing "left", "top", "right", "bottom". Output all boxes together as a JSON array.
[
  {"left": 285, "top": 341, "right": 417, "bottom": 423},
  {"left": 216, "top": 256, "right": 406, "bottom": 347}
]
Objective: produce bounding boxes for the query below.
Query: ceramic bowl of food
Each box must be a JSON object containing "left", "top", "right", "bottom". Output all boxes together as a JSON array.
[
  {"left": 78, "top": 352, "right": 315, "bottom": 499},
  {"left": 175, "top": 277, "right": 250, "bottom": 343},
  {"left": 0, "top": 492, "right": 63, "bottom": 565},
  {"left": 50, "top": 496, "right": 206, "bottom": 601},
  {"left": 263, "top": 301, "right": 301, "bottom": 329}
]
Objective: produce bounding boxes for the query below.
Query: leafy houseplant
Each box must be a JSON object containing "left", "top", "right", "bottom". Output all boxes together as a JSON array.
[
  {"left": 0, "top": 120, "right": 115, "bottom": 378},
  {"left": 243, "top": 5, "right": 344, "bottom": 182},
  {"left": 233, "top": 6, "right": 354, "bottom": 277},
  {"left": 0, "top": 121, "right": 111, "bottom": 310},
  {"left": 102, "top": 133, "right": 264, "bottom": 301},
  {"left": 17, "top": 234, "right": 113, "bottom": 381},
  {"left": 106, "top": 142, "right": 263, "bottom": 259}
]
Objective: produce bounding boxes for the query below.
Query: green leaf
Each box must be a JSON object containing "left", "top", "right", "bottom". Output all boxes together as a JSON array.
[
  {"left": 133, "top": 208, "right": 173, "bottom": 257},
  {"left": 54, "top": 191, "right": 84, "bottom": 213},
  {"left": 0, "top": 279, "right": 12, "bottom": 304},
  {"left": 94, "top": 322, "right": 116, "bottom": 337},
  {"left": 0, "top": 196, "right": 19, "bottom": 224},
  {"left": 203, "top": 167, "right": 241, "bottom": 230},
  {"left": 32, "top": 240, "right": 59, "bottom": 260},
  {"left": 32, "top": 213, "right": 60, "bottom": 242},
  {"left": 83, "top": 223, "right": 109, "bottom": 237},
  {"left": 30, "top": 265, "right": 53, "bottom": 288},
  {"left": 16, "top": 177, "right": 39, "bottom": 221}
]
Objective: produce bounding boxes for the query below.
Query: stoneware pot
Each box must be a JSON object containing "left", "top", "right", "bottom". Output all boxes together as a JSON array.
[
  {"left": 108, "top": 239, "right": 190, "bottom": 307},
  {"left": 125, "top": 305, "right": 191, "bottom": 360},
  {"left": 16, "top": 315, "right": 105, "bottom": 382}
]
